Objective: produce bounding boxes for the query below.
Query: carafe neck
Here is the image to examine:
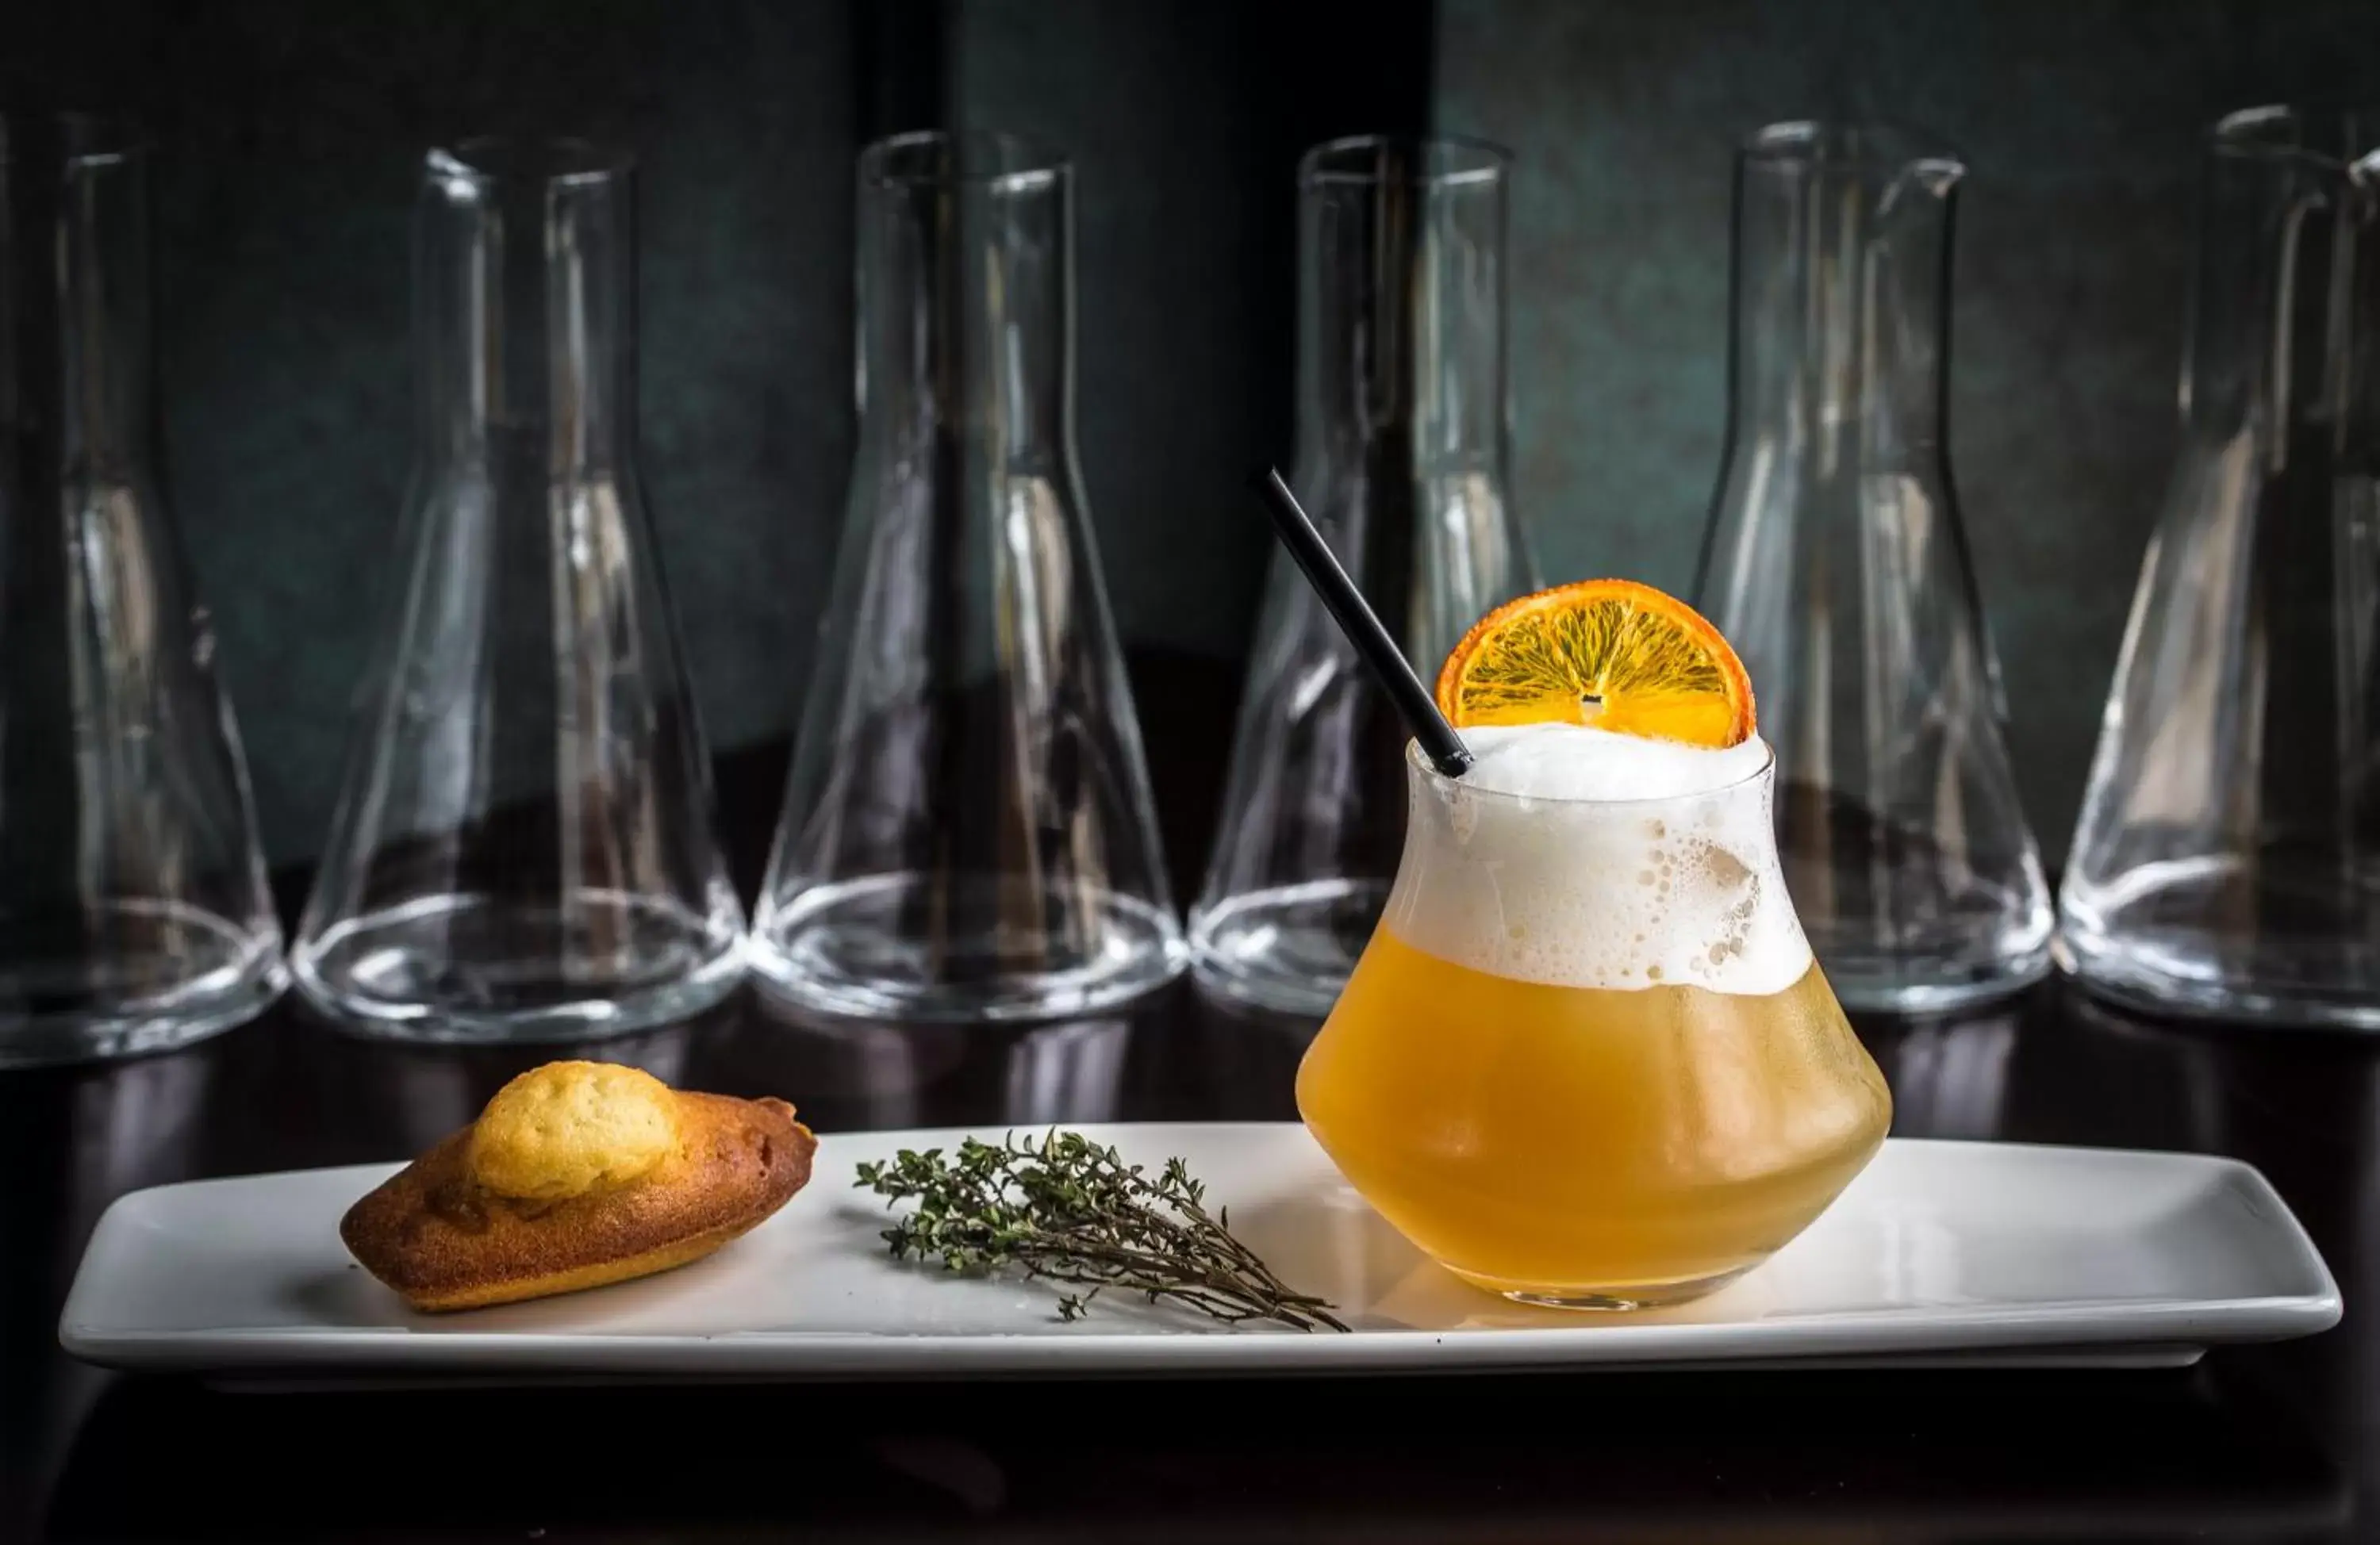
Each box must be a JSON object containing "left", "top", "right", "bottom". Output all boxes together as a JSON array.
[
  {"left": 854, "top": 133, "right": 1072, "bottom": 464},
  {"left": 2181, "top": 107, "right": 2380, "bottom": 463},
  {"left": 414, "top": 140, "right": 637, "bottom": 475},
  {"left": 1726, "top": 123, "right": 1962, "bottom": 470},
  {"left": 1, "top": 117, "right": 154, "bottom": 484},
  {"left": 1293, "top": 137, "right": 1509, "bottom": 477}
]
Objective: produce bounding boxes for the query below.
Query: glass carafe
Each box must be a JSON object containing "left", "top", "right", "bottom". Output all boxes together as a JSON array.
[
  {"left": 1191, "top": 136, "right": 1537, "bottom": 1015},
  {"left": 750, "top": 132, "right": 1184, "bottom": 1023},
  {"left": 2060, "top": 106, "right": 2380, "bottom": 1027},
  {"left": 1299, "top": 742, "right": 1891, "bottom": 1308},
  {"left": 1694, "top": 121, "right": 2052, "bottom": 1014},
  {"left": 0, "top": 113, "right": 285, "bottom": 1066},
  {"left": 292, "top": 140, "right": 746, "bottom": 1042}
]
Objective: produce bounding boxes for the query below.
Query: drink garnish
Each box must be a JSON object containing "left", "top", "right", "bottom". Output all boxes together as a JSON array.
[
  {"left": 855, "top": 1130, "right": 1350, "bottom": 1331},
  {"left": 1435, "top": 578, "right": 1755, "bottom": 746}
]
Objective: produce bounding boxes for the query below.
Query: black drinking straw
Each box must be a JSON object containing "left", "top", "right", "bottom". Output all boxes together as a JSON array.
[{"left": 1250, "top": 468, "right": 1474, "bottom": 778}]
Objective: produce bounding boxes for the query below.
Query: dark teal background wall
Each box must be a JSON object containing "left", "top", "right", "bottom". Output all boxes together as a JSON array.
[
  {"left": 1434, "top": 0, "right": 2380, "bottom": 858},
  {"left": 3, "top": 0, "right": 2375, "bottom": 866}
]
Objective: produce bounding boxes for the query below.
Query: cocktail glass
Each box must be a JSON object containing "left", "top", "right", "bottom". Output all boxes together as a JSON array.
[{"left": 1298, "top": 738, "right": 1891, "bottom": 1309}]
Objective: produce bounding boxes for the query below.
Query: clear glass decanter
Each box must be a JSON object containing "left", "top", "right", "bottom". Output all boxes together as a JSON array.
[
  {"left": 1695, "top": 121, "right": 2052, "bottom": 1014},
  {"left": 0, "top": 113, "right": 285, "bottom": 1066},
  {"left": 293, "top": 140, "right": 746, "bottom": 1042},
  {"left": 2061, "top": 106, "right": 2380, "bottom": 1027},
  {"left": 1191, "top": 136, "right": 1537, "bottom": 1015},
  {"left": 750, "top": 132, "right": 1183, "bottom": 1023}
]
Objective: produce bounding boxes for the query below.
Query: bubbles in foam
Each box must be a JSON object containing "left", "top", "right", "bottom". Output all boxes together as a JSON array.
[{"left": 1387, "top": 724, "right": 1812, "bottom": 997}]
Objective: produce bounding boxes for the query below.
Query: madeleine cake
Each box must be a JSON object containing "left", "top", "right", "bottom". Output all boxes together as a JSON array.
[{"left": 341, "top": 1060, "right": 816, "bottom": 1312}]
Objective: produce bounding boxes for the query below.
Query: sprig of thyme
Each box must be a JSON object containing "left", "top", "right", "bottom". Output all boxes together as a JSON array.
[{"left": 854, "top": 1131, "right": 1349, "bottom": 1332}]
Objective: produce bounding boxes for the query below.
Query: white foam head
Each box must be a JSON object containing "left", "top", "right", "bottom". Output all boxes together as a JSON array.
[{"left": 1383, "top": 724, "right": 1811, "bottom": 996}]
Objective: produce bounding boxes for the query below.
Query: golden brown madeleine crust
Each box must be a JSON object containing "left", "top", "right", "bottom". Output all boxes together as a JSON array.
[{"left": 340, "top": 1089, "right": 816, "bottom": 1312}]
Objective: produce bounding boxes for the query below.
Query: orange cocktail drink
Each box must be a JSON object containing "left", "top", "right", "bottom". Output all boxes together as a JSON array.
[{"left": 1298, "top": 581, "right": 1890, "bottom": 1308}]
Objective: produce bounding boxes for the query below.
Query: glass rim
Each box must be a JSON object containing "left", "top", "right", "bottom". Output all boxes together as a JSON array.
[
  {"left": 0, "top": 110, "right": 148, "bottom": 170},
  {"left": 862, "top": 129, "right": 1069, "bottom": 193},
  {"left": 1404, "top": 736, "right": 1775, "bottom": 807},
  {"left": 2209, "top": 104, "right": 2380, "bottom": 172},
  {"left": 426, "top": 136, "right": 631, "bottom": 189},
  {"left": 1299, "top": 133, "right": 1511, "bottom": 189},
  {"left": 1741, "top": 118, "right": 1966, "bottom": 176}
]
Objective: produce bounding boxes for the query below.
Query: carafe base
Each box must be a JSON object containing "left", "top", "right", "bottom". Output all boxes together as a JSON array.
[
  {"left": 0, "top": 901, "right": 286, "bottom": 1067},
  {"left": 751, "top": 874, "right": 1187, "bottom": 1024},
  {"left": 291, "top": 890, "right": 745, "bottom": 1043}
]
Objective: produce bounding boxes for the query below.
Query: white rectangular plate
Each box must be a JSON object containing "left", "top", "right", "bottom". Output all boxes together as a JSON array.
[{"left": 61, "top": 1125, "right": 2339, "bottom": 1379}]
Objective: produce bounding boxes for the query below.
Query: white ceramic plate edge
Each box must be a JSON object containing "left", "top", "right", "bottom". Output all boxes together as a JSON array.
[{"left": 59, "top": 1129, "right": 2343, "bottom": 1378}]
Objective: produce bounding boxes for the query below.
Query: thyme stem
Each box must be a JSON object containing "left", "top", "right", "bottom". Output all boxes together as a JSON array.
[{"left": 854, "top": 1130, "right": 1351, "bottom": 1332}]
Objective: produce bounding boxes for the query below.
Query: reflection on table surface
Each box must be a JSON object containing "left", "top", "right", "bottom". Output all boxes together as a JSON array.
[{"left": 2, "top": 974, "right": 2374, "bottom": 1541}]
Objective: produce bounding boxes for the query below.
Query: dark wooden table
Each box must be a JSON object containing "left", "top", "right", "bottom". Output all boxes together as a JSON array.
[{"left": 0, "top": 681, "right": 2370, "bottom": 1541}]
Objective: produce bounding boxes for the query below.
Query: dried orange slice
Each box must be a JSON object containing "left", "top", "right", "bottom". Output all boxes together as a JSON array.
[{"left": 1435, "top": 579, "right": 1755, "bottom": 746}]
